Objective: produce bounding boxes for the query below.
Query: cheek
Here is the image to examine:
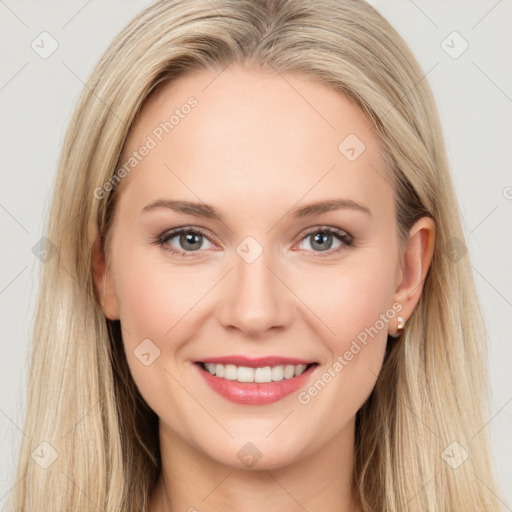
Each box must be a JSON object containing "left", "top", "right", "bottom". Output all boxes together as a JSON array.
[
  {"left": 298, "top": 256, "right": 397, "bottom": 350},
  {"left": 334, "top": 273, "right": 394, "bottom": 348},
  {"left": 111, "top": 247, "right": 217, "bottom": 399},
  {"left": 112, "top": 260, "right": 195, "bottom": 421},
  {"left": 293, "top": 254, "right": 396, "bottom": 408},
  {"left": 114, "top": 247, "right": 207, "bottom": 342}
]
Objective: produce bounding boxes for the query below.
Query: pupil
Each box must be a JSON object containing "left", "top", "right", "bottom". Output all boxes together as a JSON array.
[
  {"left": 181, "top": 232, "right": 202, "bottom": 250},
  {"left": 312, "top": 232, "right": 332, "bottom": 251}
]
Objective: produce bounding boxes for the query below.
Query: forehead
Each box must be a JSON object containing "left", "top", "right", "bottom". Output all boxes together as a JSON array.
[{"left": 116, "top": 65, "right": 393, "bottom": 222}]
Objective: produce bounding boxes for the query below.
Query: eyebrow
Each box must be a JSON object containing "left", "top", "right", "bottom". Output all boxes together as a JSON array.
[{"left": 141, "top": 198, "right": 372, "bottom": 219}]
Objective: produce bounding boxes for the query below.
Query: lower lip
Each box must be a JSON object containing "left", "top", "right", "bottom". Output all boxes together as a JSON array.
[{"left": 194, "top": 363, "right": 318, "bottom": 405}]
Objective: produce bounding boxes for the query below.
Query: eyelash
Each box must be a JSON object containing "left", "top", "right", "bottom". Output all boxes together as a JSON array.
[{"left": 153, "top": 225, "right": 354, "bottom": 258}]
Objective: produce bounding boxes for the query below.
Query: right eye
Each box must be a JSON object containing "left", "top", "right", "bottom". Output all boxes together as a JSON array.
[{"left": 156, "top": 227, "right": 216, "bottom": 257}]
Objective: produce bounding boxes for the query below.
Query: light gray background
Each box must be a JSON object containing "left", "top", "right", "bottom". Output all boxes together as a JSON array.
[{"left": 1, "top": 0, "right": 511, "bottom": 508}]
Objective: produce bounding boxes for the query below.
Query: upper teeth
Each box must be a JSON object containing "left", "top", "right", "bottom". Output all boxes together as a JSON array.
[{"left": 203, "top": 363, "right": 309, "bottom": 383}]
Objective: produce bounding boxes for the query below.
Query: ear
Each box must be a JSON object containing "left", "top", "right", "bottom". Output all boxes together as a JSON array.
[
  {"left": 391, "top": 216, "right": 435, "bottom": 333},
  {"left": 91, "top": 230, "right": 120, "bottom": 321}
]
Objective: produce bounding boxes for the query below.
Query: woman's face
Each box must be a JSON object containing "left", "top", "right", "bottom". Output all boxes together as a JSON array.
[{"left": 98, "top": 65, "right": 427, "bottom": 469}]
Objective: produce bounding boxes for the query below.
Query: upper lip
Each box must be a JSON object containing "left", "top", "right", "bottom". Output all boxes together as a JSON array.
[{"left": 195, "top": 355, "right": 317, "bottom": 368}]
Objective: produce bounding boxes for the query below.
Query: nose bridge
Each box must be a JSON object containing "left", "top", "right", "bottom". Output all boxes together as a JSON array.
[{"left": 217, "top": 240, "right": 292, "bottom": 335}]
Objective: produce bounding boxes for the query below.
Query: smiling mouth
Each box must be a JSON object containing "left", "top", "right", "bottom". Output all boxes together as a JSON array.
[{"left": 195, "top": 361, "right": 318, "bottom": 384}]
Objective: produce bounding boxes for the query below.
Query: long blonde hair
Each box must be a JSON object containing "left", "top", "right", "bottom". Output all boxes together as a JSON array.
[{"left": 11, "top": 0, "right": 501, "bottom": 510}]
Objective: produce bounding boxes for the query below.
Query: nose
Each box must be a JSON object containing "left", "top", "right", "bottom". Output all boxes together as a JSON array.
[{"left": 217, "top": 248, "right": 293, "bottom": 337}]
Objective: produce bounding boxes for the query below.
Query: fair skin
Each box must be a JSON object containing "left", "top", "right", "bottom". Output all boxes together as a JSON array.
[{"left": 92, "top": 65, "right": 435, "bottom": 512}]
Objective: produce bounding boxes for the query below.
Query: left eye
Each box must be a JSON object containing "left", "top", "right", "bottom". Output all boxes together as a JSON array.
[{"left": 297, "top": 228, "right": 351, "bottom": 253}]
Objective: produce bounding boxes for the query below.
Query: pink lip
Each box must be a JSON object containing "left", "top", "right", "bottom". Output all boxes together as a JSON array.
[
  {"left": 193, "top": 361, "right": 318, "bottom": 405},
  {"left": 195, "top": 355, "right": 316, "bottom": 368}
]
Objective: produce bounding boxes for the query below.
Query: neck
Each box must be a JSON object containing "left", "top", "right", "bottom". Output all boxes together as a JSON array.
[{"left": 148, "top": 417, "right": 361, "bottom": 512}]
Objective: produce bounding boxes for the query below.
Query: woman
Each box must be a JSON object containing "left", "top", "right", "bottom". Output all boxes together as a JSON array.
[{"left": 11, "top": 0, "right": 501, "bottom": 510}]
